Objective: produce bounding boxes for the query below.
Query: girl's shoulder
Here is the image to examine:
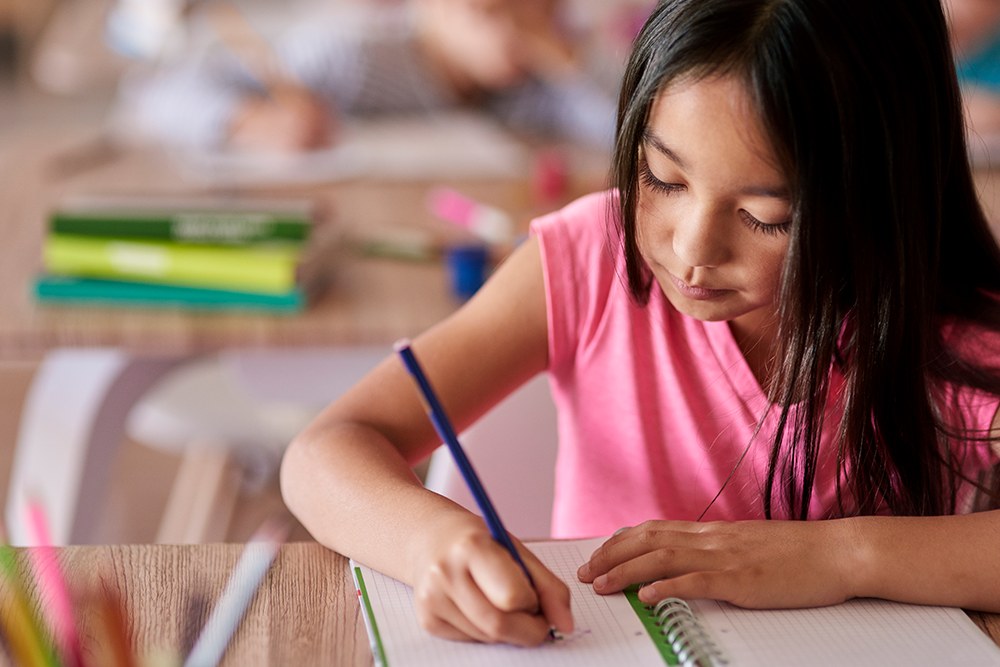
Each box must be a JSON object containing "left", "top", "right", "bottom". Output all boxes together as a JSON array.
[
  {"left": 529, "top": 190, "right": 618, "bottom": 258},
  {"left": 530, "top": 191, "right": 627, "bottom": 369},
  {"left": 529, "top": 190, "right": 622, "bottom": 291},
  {"left": 531, "top": 189, "right": 616, "bottom": 227}
]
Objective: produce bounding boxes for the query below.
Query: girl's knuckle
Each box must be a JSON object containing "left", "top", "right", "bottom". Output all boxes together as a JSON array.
[{"left": 479, "top": 611, "right": 510, "bottom": 640}]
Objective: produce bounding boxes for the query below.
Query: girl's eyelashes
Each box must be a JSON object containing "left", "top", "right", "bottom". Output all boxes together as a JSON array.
[
  {"left": 739, "top": 210, "right": 792, "bottom": 237},
  {"left": 639, "top": 159, "right": 792, "bottom": 237},
  {"left": 639, "top": 160, "right": 684, "bottom": 195}
]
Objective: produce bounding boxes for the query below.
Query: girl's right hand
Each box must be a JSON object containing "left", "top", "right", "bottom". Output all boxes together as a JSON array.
[{"left": 410, "top": 515, "right": 574, "bottom": 646}]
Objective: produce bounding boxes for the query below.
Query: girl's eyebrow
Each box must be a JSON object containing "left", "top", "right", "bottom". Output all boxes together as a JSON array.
[
  {"left": 641, "top": 129, "right": 790, "bottom": 200},
  {"left": 642, "top": 129, "right": 687, "bottom": 169}
]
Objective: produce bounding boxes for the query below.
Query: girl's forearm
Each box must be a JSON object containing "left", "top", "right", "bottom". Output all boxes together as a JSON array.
[
  {"left": 280, "top": 421, "right": 481, "bottom": 585},
  {"left": 848, "top": 511, "right": 1000, "bottom": 611}
]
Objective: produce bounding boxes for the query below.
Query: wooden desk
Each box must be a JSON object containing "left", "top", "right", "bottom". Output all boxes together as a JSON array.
[
  {"left": 5, "top": 542, "right": 1000, "bottom": 667},
  {"left": 9, "top": 542, "right": 370, "bottom": 666}
]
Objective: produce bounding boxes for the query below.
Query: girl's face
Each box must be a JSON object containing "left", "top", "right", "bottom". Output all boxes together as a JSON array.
[{"left": 637, "top": 75, "right": 791, "bottom": 343}]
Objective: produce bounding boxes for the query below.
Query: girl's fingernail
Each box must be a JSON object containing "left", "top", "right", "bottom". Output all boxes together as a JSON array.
[
  {"left": 593, "top": 574, "right": 607, "bottom": 589},
  {"left": 577, "top": 563, "right": 590, "bottom": 578}
]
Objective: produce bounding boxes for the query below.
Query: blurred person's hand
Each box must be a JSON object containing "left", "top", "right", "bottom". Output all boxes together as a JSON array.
[
  {"left": 507, "top": 1, "right": 580, "bottom": 82},
  {"left": 228, "top": 86, "right": 337, "bottom": 153},
  {"left": 415, "top": 0, "right": 577, "bottom": 95}
]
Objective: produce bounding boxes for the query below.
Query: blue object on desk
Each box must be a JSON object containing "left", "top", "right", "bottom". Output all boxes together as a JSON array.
[
  {"left": 444, "top": 243, "right": 489, "bottom": 300},
  {"left": 394, "top": 339, "right": 535, "bottom": 587}
]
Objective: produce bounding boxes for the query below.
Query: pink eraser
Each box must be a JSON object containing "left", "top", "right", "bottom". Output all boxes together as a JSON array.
[
  {"left": 427, "top": 187, "right": 513, "bottom": 244},
  {"left": 428, "top": 188, "right": 477, "bottom": 229}
]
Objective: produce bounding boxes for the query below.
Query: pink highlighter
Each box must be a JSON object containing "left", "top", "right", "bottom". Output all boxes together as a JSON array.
[{"left": 427, "top": 187, "right": 514, "bottom": 245}]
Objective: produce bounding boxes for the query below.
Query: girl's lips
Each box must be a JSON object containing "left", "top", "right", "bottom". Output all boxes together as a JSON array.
[{"left": 669, "top": 274, "right": 729, "bottom": 300}]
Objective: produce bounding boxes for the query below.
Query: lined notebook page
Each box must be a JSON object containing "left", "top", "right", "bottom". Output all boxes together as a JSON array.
[
  {"left": 691, "top": 597, "right": 1000, "bottom": 666},
  {"left": 354, "top": 538, "right": 666, "bottom": 667},
  {"left": 354, "top": 538, "right": 1000, "bottom": 666}
]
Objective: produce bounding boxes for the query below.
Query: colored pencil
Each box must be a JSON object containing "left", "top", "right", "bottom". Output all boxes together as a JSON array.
[
  {"left": 93, "top": 577, "right": 137, "bottom": 667},
  {"left": 24, "top": 497, "right": 84, "bottom": 667},
  {"left": 183, "top": 519, "right": 289, "bottom": 667},
  {"left": 394, "top": 339, "right": 535, "bottom": 587},
  {"left": 0, "top": 545, "right": 56, "bottom": 667}
]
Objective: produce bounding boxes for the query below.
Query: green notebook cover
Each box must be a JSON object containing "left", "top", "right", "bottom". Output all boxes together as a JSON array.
[
  {"left": 49, "top": 196, "right": 313, "bottom": 244},
  {"left": 33, "top": 274, "right": 305, "bottom": 312},
  {"left": 44, "top": 234, "right": 302, "bottom": 294}
]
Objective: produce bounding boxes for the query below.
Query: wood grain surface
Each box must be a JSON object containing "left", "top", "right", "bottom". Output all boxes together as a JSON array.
[{"left": 6, "top": 542, "right": 370, "bottom": 666}]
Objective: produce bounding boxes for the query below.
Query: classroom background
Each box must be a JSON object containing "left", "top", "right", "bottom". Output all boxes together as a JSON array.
[{"left": 0, "top": 0, "right": 648, "bottom": 546}]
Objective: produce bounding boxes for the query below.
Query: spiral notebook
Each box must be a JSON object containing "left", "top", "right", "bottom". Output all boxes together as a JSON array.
[{"left": 351, "top": 537, "right": 1000, "bottom": 666}]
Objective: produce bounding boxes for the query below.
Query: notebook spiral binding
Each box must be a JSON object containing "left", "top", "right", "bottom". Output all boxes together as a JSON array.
[{"left": 649, "top": 598, "right": 728, "bottom": 667}]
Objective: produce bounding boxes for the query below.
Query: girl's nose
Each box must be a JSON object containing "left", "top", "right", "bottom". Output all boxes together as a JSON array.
[{"left": 671, "top": 205, "right": 730, "bottom": 269}]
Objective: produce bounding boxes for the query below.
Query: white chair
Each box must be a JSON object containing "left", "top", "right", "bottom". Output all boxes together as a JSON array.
[
  {"left": 423, "top": 374, "right": 559, "bottom": 539},
  {"left": 126, "top": 347, "right": 388, "bottom": 543},
  {"left": 6, "top": 347, "right": 557, "bottom": 545}
]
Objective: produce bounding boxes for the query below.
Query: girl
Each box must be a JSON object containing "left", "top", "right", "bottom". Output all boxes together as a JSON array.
[{"left": 281, "top": 0, "right": 1000, "bottom": 648}]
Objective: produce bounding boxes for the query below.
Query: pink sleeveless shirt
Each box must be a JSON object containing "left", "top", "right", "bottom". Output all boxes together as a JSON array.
[{"left": 531, "top": 191, "right": 1000, "bottom": 539}]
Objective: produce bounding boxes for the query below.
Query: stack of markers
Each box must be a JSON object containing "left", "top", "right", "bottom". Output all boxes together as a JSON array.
[{"left": 33, "top": 195, "right": 335, "bottom": 313}]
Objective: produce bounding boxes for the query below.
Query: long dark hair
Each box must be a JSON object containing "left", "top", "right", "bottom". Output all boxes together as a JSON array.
[{"left": 612, "top": 0, "right": 1000, "bottom": 518}]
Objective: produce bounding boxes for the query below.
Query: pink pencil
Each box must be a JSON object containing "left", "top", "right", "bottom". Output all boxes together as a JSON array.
[{"left": 24, "top": 498, "right": 85, "bottom": 667}]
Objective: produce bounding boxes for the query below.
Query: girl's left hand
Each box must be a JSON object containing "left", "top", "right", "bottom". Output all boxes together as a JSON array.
[{"left": 577, "top": 519, "right": 859, "bottom": 609}]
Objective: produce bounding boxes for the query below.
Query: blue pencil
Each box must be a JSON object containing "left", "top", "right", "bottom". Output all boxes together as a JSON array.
[{"left": 394, "top": 339, "right": 535, "bottom": 587}]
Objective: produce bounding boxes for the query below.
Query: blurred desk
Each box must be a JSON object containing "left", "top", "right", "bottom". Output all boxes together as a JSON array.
[
  {"left": 0, "top": 125, "right": 601, "bottom": 545},
  {"left": 8, "top": 541, "right": 1000, "bottom": 667},
  {"left": 0, "top": 131, "right": 522, "bottom": 356}
]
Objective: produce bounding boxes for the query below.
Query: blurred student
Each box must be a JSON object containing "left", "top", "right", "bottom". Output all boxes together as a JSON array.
[
  {"left": 115, "top": 0, "right": 617, "bottom": 153},
  {"left": 944, "top": 0, "right": 1000, "bottom": 139}
]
